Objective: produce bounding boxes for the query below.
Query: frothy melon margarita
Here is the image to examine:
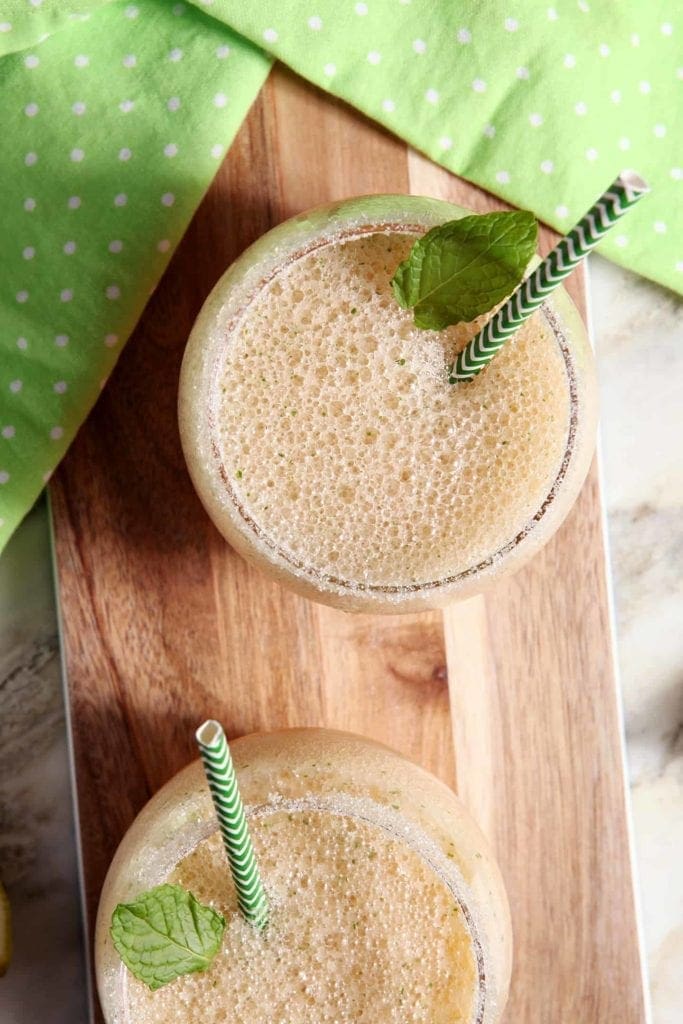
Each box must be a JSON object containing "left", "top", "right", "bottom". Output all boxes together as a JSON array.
[
  {"left": 96, "top": 730, "right": 511, "bottom": 1024},
  {"left": 179, "top": 196, "right": 597, "bottom": 611}
]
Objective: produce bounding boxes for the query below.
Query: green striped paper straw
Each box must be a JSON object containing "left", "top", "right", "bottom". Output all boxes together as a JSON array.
[
  {"left": 450, "top": 171, "right": 649, "bottom": 383},
  {"left": 196, "top": 720, "right": 269, "bottom": 929}
]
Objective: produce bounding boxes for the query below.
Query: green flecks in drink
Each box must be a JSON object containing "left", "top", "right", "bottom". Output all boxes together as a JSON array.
[{"left": 235, "top": 469, "right": 243, "bottom": 479}]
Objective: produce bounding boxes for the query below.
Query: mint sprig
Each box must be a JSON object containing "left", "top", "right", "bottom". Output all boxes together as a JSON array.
[
  {"left": 110, "top": 884, "right": 225, "bottom": 991},
  {"left": 391, "top": 211, "right": 537, "bottom": 330}
]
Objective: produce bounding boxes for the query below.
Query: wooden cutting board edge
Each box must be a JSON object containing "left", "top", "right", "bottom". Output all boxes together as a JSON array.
[{"left": 583, "top": 273, "right": 653, "bottom": 1019}]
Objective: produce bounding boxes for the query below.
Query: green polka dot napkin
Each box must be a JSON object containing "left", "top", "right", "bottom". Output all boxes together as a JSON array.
[{"left": 0, "top": 0, "right": 680, "bottom": 552}]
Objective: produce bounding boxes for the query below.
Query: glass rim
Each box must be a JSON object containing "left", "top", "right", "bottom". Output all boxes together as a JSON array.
[
  {"left": 117, "top": 792, "right": 488, "bottom": 1024},
  {"left": 205, "top": 220, "right": 581, "bottom": 598}
]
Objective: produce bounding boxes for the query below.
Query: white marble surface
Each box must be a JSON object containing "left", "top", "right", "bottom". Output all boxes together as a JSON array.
[
  {"left": 0, "top": 254, "right": 681, "bottom": 1021},
  {"left": 0, "top": 497, "right": 87, "bottom": 1023},
  {"left": 591, "top": 256, "right": 683, "bottom": 1024}
]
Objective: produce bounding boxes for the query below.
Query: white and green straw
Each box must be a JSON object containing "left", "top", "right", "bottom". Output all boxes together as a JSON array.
[
  {"left": 196, "top": 720, "right": 269, "bottom": 929},
  {"left": 450, "top": 171, "right": 649, "bottom": 383}
]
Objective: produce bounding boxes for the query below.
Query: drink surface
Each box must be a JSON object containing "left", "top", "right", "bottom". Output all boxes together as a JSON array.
[
  {"left": 125, "top": 807, "right": 478, "bottom": 1024},
  {"left": 214, "top": 231, "right": 570, "bottom": 589}
]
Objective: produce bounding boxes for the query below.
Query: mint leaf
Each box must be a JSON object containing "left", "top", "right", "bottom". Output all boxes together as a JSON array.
[
  {"left": 110, "top": 884, "right": 225, "bottom": 991},
  {"left": 391, "top": 211, "right": 537, "bottom": 330}
]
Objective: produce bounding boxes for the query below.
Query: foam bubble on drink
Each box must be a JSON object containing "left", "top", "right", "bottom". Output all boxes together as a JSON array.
[
  {"left": 215, "top": 232, "right": 569, "bottom": 588},
  {"left": 125, "top": 809, "right": 477, "bottom": 1023}
]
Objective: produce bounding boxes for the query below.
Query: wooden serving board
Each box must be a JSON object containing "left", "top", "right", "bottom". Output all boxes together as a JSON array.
[{"left": 51, "top": 67, "right": 646, "bottom": 1023}]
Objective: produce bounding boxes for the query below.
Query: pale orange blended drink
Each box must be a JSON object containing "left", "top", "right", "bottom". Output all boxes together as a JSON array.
[
  {"left": 96, "top": 730, "right": 512, "bottom": 1024},
  {"left": 179, "top": 196, "right": 597, "bottom": 612}
]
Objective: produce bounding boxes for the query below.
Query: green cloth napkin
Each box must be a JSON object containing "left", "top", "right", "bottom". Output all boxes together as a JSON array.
[{"left": 0, "top": 0, "right": 680, "bottom": 553}]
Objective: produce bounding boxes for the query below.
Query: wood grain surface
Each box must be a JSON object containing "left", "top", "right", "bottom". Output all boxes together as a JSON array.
[{"left": 51, "top": 66, "right": 646, "bottom": 1022}]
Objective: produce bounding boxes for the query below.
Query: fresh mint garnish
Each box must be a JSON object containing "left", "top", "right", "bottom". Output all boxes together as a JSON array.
[
  {"left": 390, "top": 211, "right": 537, "bottom": 331},
  {"left": 110, "top": 884, "right": 225, "bottom": 991}
]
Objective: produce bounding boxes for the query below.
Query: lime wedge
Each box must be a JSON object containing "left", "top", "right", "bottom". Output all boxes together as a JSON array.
[{"left": 0, "top": 881, "right": 12, "bottom": 976}]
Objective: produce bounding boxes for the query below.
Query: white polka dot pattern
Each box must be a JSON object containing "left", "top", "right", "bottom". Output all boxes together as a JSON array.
[
  {"left": 0, "top": 0, "right": 272, "bottom": 547},
  {"left": 212, "top": 0, "right": 678, "bottom": 311},
  {"left": 0, "top": 0, "right": 680, "bottom": 550}
]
